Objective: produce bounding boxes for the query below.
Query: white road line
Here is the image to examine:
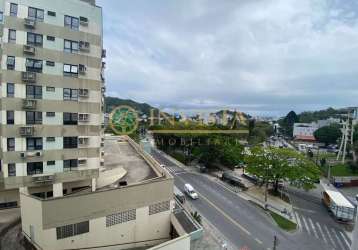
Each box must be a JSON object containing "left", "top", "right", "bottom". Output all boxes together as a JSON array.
[
  {"left": 295, "top": 212, "right": 302, "bottom": 229},
  {"left": 255, "top": 238, "right": 263, "bottom": 244},
  {"left": 331, "top": 229, "right": 346, "bottom": 250},
  {"left": 323, "top": 225, "right": 337, "bottom": 248},
  {"left": 301, "top": 215, "right": 311, "bottom": 234},
  {"left": 308, "top": 218, "right": 319, "bottom": 239},
  {"left": 315, "top": 222, "right": 328, "bottom": 244},
  {"left": 339, "top": 231, "right": 351, "bottom": 249}
]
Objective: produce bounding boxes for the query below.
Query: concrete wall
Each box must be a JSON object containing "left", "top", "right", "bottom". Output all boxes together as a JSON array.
[{"left": 148, "top": 235, "right": 191, "bottom": 250}]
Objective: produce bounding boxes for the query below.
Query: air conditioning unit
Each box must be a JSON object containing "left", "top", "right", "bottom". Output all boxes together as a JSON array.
[
  {"left": 78, "top": 159, "right": 87, "bottom": 165},
  {"left": 79, "top": 41, "right": 90, "bottom": 52},
  {"left": 19, "top": 126, "right": 34, "bottom": 137},
  {"left": 22, "top": 72, "right": 37, "bottom": 83},
  {"left": 80, "top": 16, "right": 89, "bottom": 26},
  {"left": 78, "top": 113, "right": 89, "bottom": 122},
  {"left": 23, "top": 45, "right": 35, "bottom": 55},
  {"left": 24, "top": 18, "right": 36, "bottom": 29},
  {"left": 32, "top": 174, "right": 54, "bottom": 183},
  {"left": 22, "top": 99, "right": 37, "bottom": 109},
  {"left": 78, "top": 88, "right": 89, "bottom": 97},
  {"left": 79, "top": 64, "right": 87, "bottom": 74}
]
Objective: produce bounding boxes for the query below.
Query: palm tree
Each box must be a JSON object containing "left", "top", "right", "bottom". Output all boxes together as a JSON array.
[{"left": 191, "top": 211, "right": 202, "bottom": 225}]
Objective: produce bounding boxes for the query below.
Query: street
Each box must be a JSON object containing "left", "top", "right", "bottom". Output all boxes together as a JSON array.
[{"left": 151, "top": 149, "right": 352, "bottom": 250}]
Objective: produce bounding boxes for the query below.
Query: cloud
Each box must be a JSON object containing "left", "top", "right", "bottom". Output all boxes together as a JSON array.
[{"left": 98, "top": 0, "right": 358, "bottom": 116}]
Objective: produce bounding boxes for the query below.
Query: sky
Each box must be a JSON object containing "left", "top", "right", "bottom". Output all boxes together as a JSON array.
[{"left": 97, "top": 0, "right": 358, "bottom": 117}]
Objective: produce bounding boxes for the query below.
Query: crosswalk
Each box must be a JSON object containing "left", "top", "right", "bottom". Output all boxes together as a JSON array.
[
  {"left": 164, "top": 165, "right": 186, "bottom": 175},
  {"left": 295, "top": 212, "right": 351, "bottom": 250}
]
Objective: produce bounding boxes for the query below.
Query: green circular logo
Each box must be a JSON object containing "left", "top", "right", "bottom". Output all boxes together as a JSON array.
[{"left": 109, "top": 105, "right": 139, "bottom": 135}]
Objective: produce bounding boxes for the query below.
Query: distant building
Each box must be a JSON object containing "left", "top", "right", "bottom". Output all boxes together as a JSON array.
[{"left": 293, "top": 118, "right": 341, "bottom": 141}]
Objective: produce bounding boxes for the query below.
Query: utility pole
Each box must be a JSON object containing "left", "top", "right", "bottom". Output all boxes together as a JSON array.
[{"left": 273, "top": 235, "right": 278, "bottom": 250}]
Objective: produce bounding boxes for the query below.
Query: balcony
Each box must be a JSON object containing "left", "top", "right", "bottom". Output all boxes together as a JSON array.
[
  {"left": 22, "top": 99, "right": 37, "bottom": 110},
  {"left": 24, "top": 18, "right": 36, "bottom": 29},
  {"left": 19, "top": 126, "right": 34, "bottom": 137},
  {"left": 23, "top": 45, "right": 35, "bottom": 55},
  {"left": 22, "top": 72, "right": 37, "bottom": 83},
  {"left": 32, "top": 174, "right": 54, "bottom": 183}
]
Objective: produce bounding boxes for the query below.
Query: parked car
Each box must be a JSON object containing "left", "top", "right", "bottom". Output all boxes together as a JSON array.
[
  {"left": 184, "top": 184, "right": 198, "bottom": 199},
  {"left": 174, "top": 186, "right": 185, "bottom": 204}
]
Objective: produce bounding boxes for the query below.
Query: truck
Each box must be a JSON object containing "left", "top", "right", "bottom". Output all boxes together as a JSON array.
[
  {"left": 322, "top": 190, "right": 356, "bottom": 222},
  {"left": 184, "top": 183, "right": 198, "bottom": 200}
]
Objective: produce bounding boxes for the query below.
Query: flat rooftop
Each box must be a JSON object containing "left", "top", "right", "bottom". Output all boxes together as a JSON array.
[{"left": 104, "top": 136, "right": 157, "bottom": 184}]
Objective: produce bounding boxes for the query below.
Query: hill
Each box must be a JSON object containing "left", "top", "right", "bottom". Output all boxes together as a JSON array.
[{"left": 105, "top": 97, "right": 159, "bottom": 116}]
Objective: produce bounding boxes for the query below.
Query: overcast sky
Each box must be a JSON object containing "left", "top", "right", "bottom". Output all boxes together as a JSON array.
[{"left": 98, "top": 0, "right": 358, "bottom": 117}]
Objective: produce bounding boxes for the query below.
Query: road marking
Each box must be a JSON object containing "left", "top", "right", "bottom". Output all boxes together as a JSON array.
[
  {"left": 331, "top": 228, "right": 346, "bottom": 250},
  {"left": 339, "top": 231, "right": 351, "bottom": 248},
  {"left": 315, "top": 222, "right": 328, "bottom": 244},
  {"left": 176, "top": 175, "right": 252, "bottom": 237},
  {"left": 301, "top": 215, "right": 311, "bottom": 234},
  {"left": 308, "top": 218, "right": 319, "bottom": 239},
  {"left": 323, "top": 225, "right": 337, "bottom": 248},
  {"left": 294, "top": 212, "right": 302, "bottom": 229},
  {"left": 255, "top": 238, "right": 263, "bottom": 244}
]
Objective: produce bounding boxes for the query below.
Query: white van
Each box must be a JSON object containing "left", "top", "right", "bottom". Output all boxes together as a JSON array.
[{"left": 184, "top": 184, "right": 198, "bottom": 199}]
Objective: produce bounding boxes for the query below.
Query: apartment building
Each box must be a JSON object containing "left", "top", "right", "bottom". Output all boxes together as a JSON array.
[{"left": 0, "top": 0, "right": 105, "bottom": 207}]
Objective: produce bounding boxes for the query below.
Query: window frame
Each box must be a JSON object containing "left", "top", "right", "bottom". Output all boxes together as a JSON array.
[
  {"left": 63, "top": 88, "right": 78, "bottom": 101},
  {"left": 26, "top": 58, "right": 43, "bottom": 73},
  {"left": 10, "top": 3, "right": 18, "bottom": 17},
  {"left": 64, "top": 39, "right": 79, "bottom": 53},
  {"left": 26, "top": 137, "right": 43, "bottom": 151},
  {"left": 27, "top": 162, "right": 43, "bottom": 175},
  {"left": 7, "top": 138, "right": 15, "bottom": 152},
  {"left": 28, "top": 7, "right": 44, "bottom": 22},
  {"left": 26, "top": 85, "right": 42, "bottom": 99},
  {"left": 8, "top": 163, "right": 16, "bottom": 177},
  {"left": 26, "top": 111, "right": 42, "bottom": 125},
  {"left": 7, "top": 111, "right": 14, "bottom": 124},
  {"left": 8, "top": 29, "right": 16, "bottom": 43},
  {"left": 7, "top": 83, "right": 15, "bottom": 97},
  {"left": 27, "top": 32, "right": 43, "bottom": 47},
  {"left": 6, "top": 56, "right": 15, "bottom": 70},
  {"left": 64, "top": 15, "right": 79, "bottom": 30},
  {"left": 63, "top": 113, "right": 78, "bottom": 125},
  {"left": 63, "top": 137, "right": 78, "bottom": 149},
  {"left": 63, "top": 64, "right": 79, "bottom": 77}
]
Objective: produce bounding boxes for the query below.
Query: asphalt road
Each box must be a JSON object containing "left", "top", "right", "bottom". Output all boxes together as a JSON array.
[{"left": 151, "top": 149, "right": 351, "bottom": 250}]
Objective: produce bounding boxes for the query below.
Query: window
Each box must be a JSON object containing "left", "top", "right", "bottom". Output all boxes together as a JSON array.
[
  {"left": 7, "top": 83, "right": 14, "bottom": 97},
  {"left": 56, "top": 221, "right": 89, "bottom": 240},
  {"left": 47, "top": 11, "right": 56, "bottom": 17},
  {"left": 47, "top": 35, "right": 55, "bottom": 41},
  {"left": 26, "top": 85, "right": 42, "bottom": 99},
  {"left": 46, "top": 86, "right": 55, "bottom": 92},
  {"left": 46, "top": 61, "right": 55, "bottom": 67},
  {"left": 0, "top": 11, "right": 3, "bottom": 22},
  {"left": 79, "top": 113, "right": 89, "bottom": 122},
  {"left": 106, "top": 209, "right": 136, "bottom": 227},
  {"left": 26, "top": 111, "right": 42, "bottom": 125},
  {"left": 149, "top": 201, "right": 170, "bottom": 215},
  {"left": 64, "top": 15, "right": 79, "bottom": 30},
  {"left": 46, "top": 112, "right": 55, "bottom": 117},
  {"left": 63, "top": 113, "right": 78, "bottom": 125},
  {"left": 78, "top": 137, "right": 89, "bottom": 146},
  {"left": 8, "top": 164, "right": 16, "bottom": 177},
  {"left": 27, "top": 137, "right": 43, "bottom": 150},
  {"left": 47, "top": 161, "right": 55, "bottom": 166},
  {"left": 63, "top": 88, "right": 78, "bottom": 101},
  {"left": 10, "top": 3, "right": 17, "bottom": 17},
  {"left": 64, "top": 40, "right": 79, "bottom": 53},
  {"left": 78, "top": 159, "right": 87, "bottom": 165},
  {"left": 27, "top": 32, "right": 43, "bottom": 46},
  {"left": 46, "top": 137, "right": 55, "bottom": 142},
  {"left": 27, "top": 162, "right": 43, "bottom": 175},
  {"left": 28, "top": 7, "right": 44, "bottom": 21},
  {"left": 26, "top": 58, "right": 43, "bottom": 73},
  {"left": 64, "top": 159, "right": 78, "bottom": 171},
  {"left": 7, "top": 138, "right": 15, "bottom": 152},
  {"left": 63, "top": 64, "right": 78, "bottom": 77},
  {"left": 7, "top": 56, "right": 15, "bottom": 70},
  {"left": 63, "top": 137, "right": 78, "bottom": 149},
  {"left": 8, "top": 29, "right": 16, "bottom": 43},
  {"left": 7, "top": 111, "right": 14, "bottom": 124}
]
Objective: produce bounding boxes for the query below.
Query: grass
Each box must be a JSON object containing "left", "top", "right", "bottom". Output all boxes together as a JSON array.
[
  {"left": 269, "top": 211, "right": 297, "bottom": 231},
  {"left": 321, "top": 164, "right": 358, "bottom": 177}
]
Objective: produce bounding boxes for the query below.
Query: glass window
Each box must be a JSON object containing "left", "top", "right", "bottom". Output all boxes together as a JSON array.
[
  {"left": 26, "top": 111, "right": 42, "bottom": 125},
  {"left": 27, "top": 32, "right": 43, "bottom": 46},
  {"left": 48, "top": 11, "right": 56, "bottom": 17},
  {"left": 7, "top": 83, "right": 14, "bottom": 97},
  {"left": 46, "top": 112, "right": 55, "bottom": 117},
  {"left": 7, "top": 111, "right": 14, "bottom": 124},
  {"left": 28, "top": 7, "right": 44, "bottom": 21},
  {"left": 47, "top": 35, "right": 55, "bottom": 41},
  {"left": 64, "top": 40, "right": 79, "bottom": 53},
  {"left": 63, "top": 88, "right": 78, "bottom": 101},
  {"left": 7, "top": 56, "right": 15, "bottom": 70},
  {"left": 0, "top": 11, "right": 3, "bottom": 22},
  {"left": 46, "top": 61, "right": 55, "bottom": 67},
  {"left": 26, "top": 85, "right": 42, "bottom": 99},
  {"left": 63, "top": 113, "right": 78, "bottom": 125},
  {"left": 64, "top": 15, "right": 79, "bottom": 30},
  {"left": 26, "top": 58, "right": 43, "bottom": 73},
  {"left": 8, "top": 29, "right": 16, "bottom": 43},
  {"left": 63, "top": 137, "right": 78, "bottom": 149},
  {"left": 63, "top": 64, "right": 78, "bottom": 76},
  {"left": 27, "top": 137, "right": 43, "bottom": 150},
  {"left": 8, "top": 163, "right": 16, "bottom": 177},
  {"left": 27, "top": 162, "right": 43, "bottom": 175},
  {"left": 10, "top": 3, "right": 17, "bottom": 17},
  {"left": 46, "top": 86, "right": 55, "bottom": 92},
  {"left": 63, "top": 159, "right": 78, "bottom": 170},
  {"left": 7, "top": 138, "right": 15, "bottom": 151},
  {"left": 47, "top": 161, "right": 55, "bottom": 166}
]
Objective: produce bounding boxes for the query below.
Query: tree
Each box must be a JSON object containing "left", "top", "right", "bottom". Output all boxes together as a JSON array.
[
  {"left": 244, "top": 147, "right": 320, "bottom": 193},
  {"left": 313, "top": 124, "right": 342, "bottom": 145},
  {"left": 279, "top": 111, "right": 298, "bottom": 137},
  {"left": 190, "top": 211, "right": 202, "bottom": 225}
]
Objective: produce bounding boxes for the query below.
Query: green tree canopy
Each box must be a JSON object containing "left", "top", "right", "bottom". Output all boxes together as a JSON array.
[
  {"left": 279, "top": 111, "right": 299, "bottom": 137},
  {"left": 313, "top": 124, "right": 342, "bottom": 145},
  {"left": 244, "top": 147, "right": 320, "bottom": 191}
]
